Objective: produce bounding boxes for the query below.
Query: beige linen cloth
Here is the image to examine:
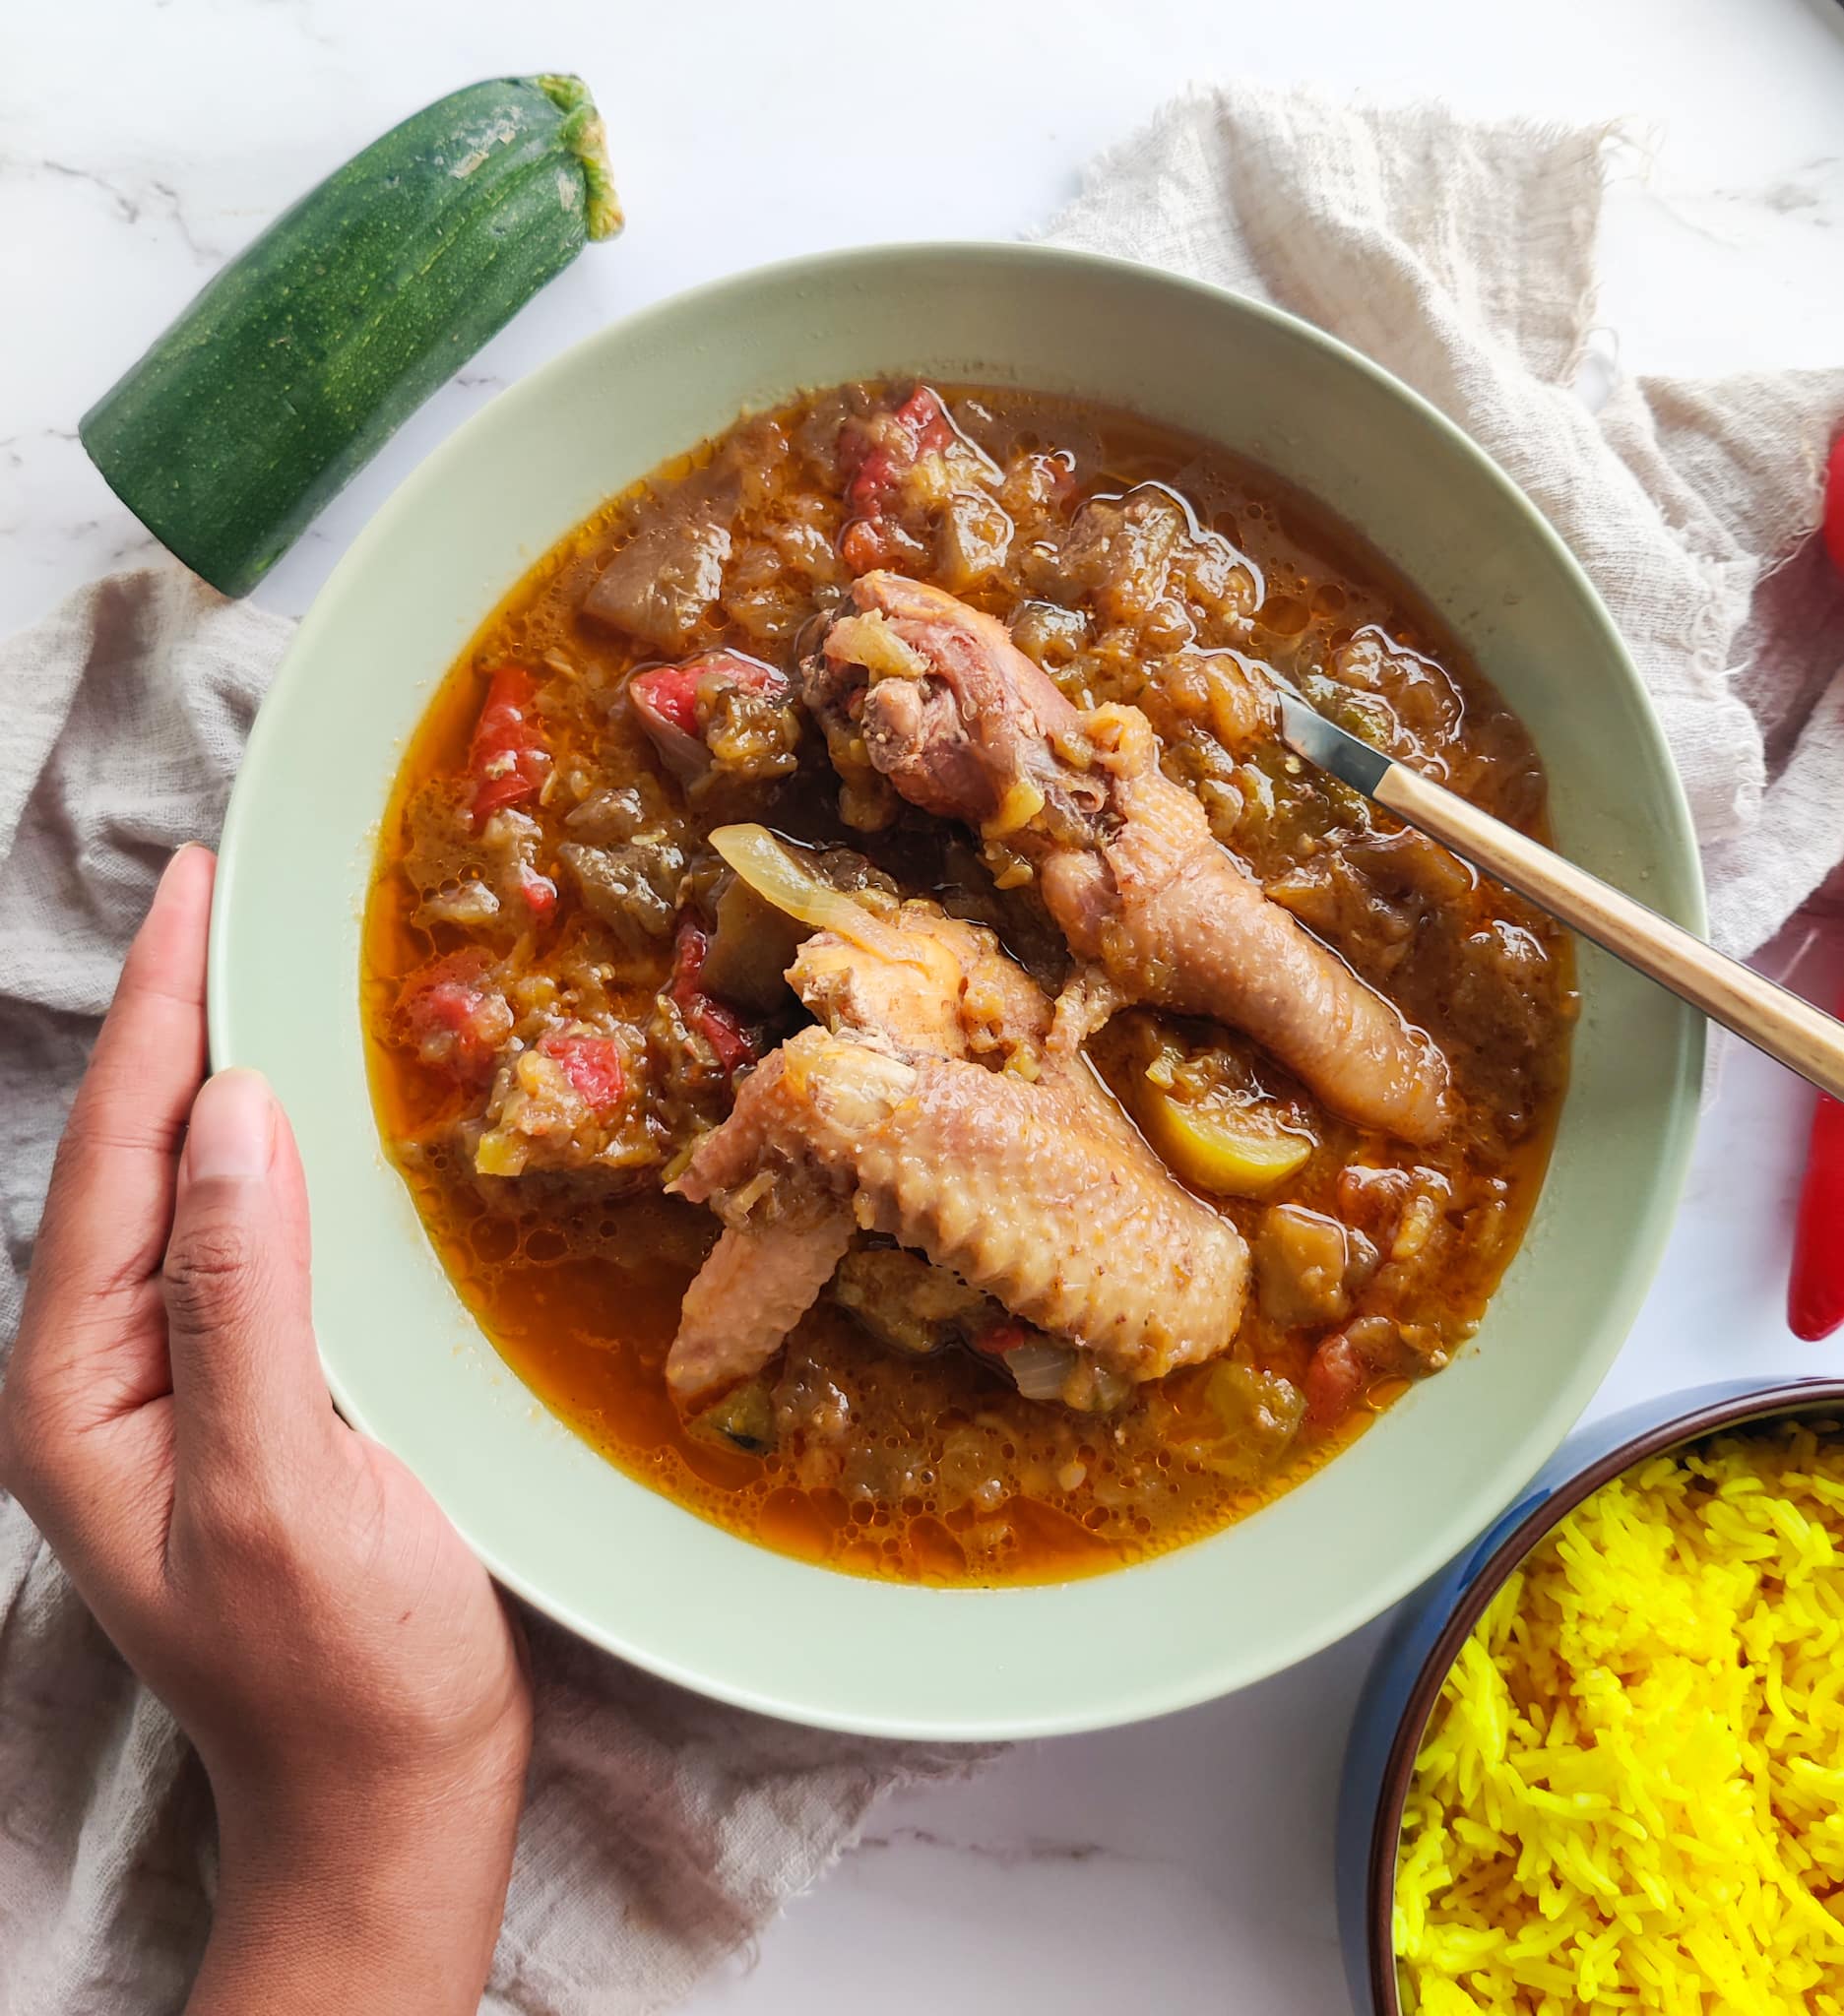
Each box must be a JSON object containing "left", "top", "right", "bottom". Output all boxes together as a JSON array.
[{"left": 2, "top": 81, "right": 1840, "bottom": 2014}]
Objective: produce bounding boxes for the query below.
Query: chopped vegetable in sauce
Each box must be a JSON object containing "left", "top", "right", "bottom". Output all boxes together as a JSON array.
[{"left": 362, "top": 382, "right": 1573, "bottom": 1586}]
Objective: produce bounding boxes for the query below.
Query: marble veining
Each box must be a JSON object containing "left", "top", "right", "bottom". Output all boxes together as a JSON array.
[{"left": 858, "top": 1826, "right": 1143, "bottom": 1868}]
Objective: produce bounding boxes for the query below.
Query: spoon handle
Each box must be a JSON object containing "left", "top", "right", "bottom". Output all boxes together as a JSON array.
[{"left": 1377, "top": 763, "right": 1844, "bottom": 1102}]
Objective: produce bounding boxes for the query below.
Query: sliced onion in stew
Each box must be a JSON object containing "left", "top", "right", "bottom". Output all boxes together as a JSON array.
[{"left": 709, "top": 824, "right": 926, "bottom": 966}]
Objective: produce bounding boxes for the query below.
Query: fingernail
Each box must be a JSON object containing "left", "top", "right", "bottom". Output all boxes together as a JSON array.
[
  {"left": 187, "top": 1068, "right": 277, "bottom": 1182},
  {"left": 157, "top": 842, "right": 213, "bottom": 900}
]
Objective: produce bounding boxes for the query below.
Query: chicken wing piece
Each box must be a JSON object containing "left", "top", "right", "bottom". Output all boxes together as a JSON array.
[
  {"left": 660, "top": 1022, "right": 900, "bottom": 1402},
  {"left": 802, "top": 573, "right": 1451, "bottom": 1145},
  {"left": 663, "top": 893, "right": 1248, "bottom": 1405},
  {"left": 661, "top": 904, "right": 1006, "bottom": 1402},
  {"left": 671, "top": 1027, "right": 1248, "bottom": 1390},
  {"left": 667, "top": 1211, "right": 855, "bottom": 1402},
  {"left": 787, "top": 903, "right": 1052, "bottom": 1066}
]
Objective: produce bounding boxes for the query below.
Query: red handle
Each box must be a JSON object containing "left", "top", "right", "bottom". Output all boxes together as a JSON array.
[
  {"left": 1791, "top": 1062, "right": 1844, "bottom": 1341},
  {"left": 1826, "top": 434, "right": 1844, "bottom": 581},
  {"left": 1792, "top": 450, "right": 1844, "bottom": 1338}
]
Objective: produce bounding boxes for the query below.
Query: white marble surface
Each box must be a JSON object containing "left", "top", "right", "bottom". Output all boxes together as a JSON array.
[{"left": 6, "top": 0, "right": 1844, "bottom": 2008}]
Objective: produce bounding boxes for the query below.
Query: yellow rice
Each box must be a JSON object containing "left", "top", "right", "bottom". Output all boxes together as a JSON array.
[{"left": 1395, "top": 1420, "right": 1844, "bottom": 2014}]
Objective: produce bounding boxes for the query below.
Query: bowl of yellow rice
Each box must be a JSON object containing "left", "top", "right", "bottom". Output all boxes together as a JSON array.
[{"left": 1339, "top": 1378, "right": 1844, "bottom": 2015}]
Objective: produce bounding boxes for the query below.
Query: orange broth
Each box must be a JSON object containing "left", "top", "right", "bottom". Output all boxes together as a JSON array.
[{"left": 362, "top": 384, "right": 1571, "bottom": 1586}]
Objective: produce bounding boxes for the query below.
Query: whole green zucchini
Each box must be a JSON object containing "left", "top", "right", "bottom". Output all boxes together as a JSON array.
[{"left": 80, "top": 75, "right": 621, "bottom": 598}]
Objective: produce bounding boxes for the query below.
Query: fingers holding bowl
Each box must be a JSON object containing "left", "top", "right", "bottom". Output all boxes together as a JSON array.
[
  {"left": 0, "top": 844, "right": 217, "bottom": 1616},
  {"left": 163, "top": 1066, "right": 335, "bottom": 1486},
  {"left": 11, "top": 844, "right": 216, "bottom": 1420}
]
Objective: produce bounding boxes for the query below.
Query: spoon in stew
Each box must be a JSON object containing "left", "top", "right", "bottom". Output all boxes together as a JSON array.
[{"left": 1264, "top": 674, "right": 1844, "bottom": 1102}]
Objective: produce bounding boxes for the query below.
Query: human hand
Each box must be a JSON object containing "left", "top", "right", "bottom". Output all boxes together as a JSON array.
[{"left": 0, "top": 846, "right": 533, "bottom": 2016}]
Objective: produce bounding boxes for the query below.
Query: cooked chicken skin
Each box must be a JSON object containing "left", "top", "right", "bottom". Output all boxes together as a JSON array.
[
  {"left": 804, "top": 573, "right": 1452, "bottom": 1145},
  {"left": 788, "top": 905, "right": 1052, "bottom": 1065},
  {"left": 672, "top": 1028, "right": 1248, "bottom": 1387},
  {"left": 663, "top": 903, "right": 1248, "bottom": 1402},
  {"left": 668, "top": 1212, "right": 855, "bottom": 1402}
]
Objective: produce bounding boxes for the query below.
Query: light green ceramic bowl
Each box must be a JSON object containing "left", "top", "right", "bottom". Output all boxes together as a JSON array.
[{"left": 210, "top": 243, "right": 1703, "bottom": 1739}]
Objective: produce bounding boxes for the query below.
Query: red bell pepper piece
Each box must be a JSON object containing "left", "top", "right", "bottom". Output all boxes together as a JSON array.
[
  {"left": 970, "top": 1319, "right": 1033, "bottom": 1358},
  {"left": 467, "top": 664, "right": 549, "bottom": 826},
  {"left": 627, "top": 662, "right": 703, "bottom": 736},
  {"left": 396, "top": 951, "right": 511, "bottom": 1087},
  {"left": 537, "top": 1033, "right": 627, "bottom": 1113},
  {"left": 669, "top": 920, "right": 755, "bottom": 1074},
  {"left": 512, "top": 859, "right": 557, "bottom": 920},
  {"left": 1304, "top": 1333, "right": 1369, "bottom": 1429},
  {"left": 629, "top": 654, "right": 789, "bottom": 738},
  {"left": 843, "top": 386, "right": 955, "bottom": 521}
]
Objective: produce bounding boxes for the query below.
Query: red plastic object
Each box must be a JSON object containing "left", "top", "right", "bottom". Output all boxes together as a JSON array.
[
  {"left": 1825, "top": 434, "right": 1844, "bottom": 582},
  {"left": 1792, "top": 447, "right": 1844, "bottom": 1339},
  {"left": 1790, "top": 1036, "right": 1844, "bottom": 1341}
]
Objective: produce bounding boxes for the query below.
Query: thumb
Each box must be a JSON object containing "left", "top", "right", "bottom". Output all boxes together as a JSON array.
[{"left": 163, "top": 1068, "right": 331, "bottom": 1474}]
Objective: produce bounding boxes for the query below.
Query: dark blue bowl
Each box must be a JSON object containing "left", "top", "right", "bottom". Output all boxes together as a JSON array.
[{"left": 1335, "top": 1374, "right": 1844, "bottom": 2014}]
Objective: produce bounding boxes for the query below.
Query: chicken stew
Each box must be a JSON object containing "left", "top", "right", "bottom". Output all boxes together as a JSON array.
[{"left": 362, "top": 382, "right": 1574, "bottom": 1586}]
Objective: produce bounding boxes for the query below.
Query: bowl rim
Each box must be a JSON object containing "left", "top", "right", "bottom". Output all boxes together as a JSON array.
[
  {"left": 1365, "top": 1376, "right": 1844, "bottom": 2012},
  {"left": 212, "top": 237, "right": 1707, "bottom": 1737}
]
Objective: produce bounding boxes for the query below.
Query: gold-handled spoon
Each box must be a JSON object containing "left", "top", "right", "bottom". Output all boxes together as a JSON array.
[{"left": 1268, "top": 680, "right": 1844, "bottom": 1101}]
